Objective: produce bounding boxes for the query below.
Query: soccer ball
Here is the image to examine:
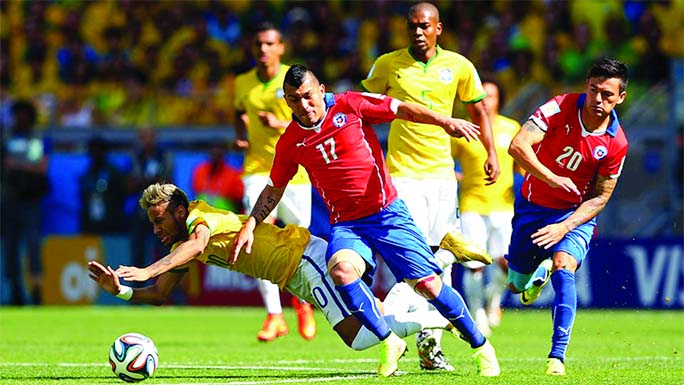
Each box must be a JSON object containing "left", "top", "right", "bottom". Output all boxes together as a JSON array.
[{"left": 109, "top": 332, "right": 159, "bottom": 382}]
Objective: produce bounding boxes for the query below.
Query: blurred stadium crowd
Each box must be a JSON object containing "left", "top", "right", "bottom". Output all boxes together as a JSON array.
[{"left": 1, "top": 0, "right": 682, "bottom": 129}]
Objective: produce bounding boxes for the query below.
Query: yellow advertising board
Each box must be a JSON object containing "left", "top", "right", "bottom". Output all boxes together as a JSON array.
[{"left": 42, "top": 236, "right": 102, "bottom": 305}]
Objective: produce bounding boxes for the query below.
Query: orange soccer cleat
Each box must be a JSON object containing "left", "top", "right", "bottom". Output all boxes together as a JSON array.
[
  {"left": 292, "top": 296, "right": 317, "bottom": 340},
  {"left": 257, "top": 313, "right": 289, "bottom": 342}
]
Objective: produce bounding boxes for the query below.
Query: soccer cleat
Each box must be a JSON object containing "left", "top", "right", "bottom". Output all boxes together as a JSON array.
[
  {"left": 291, "top": 296, "right": 317, "bottom": 340},
  {"left": 439, "top": 230, "right": 492, "bottom": 265},
  {"left": 416, "top": 330, "right": 455, "bottom": 371},
  {"left": 378, "top": 332, "right": 408, "bottom": 377},
  {"left": 520, "top": 259, "right": 553, "bottom": 305},
  {"left": 256, "top": 313, "right": 289, "bottom": 342},
  {"left": 472, "top": 340, "right": 500, "bottom": 377},
  {"left": 545, "top": 357, "right": 566, "bottom": 375}
]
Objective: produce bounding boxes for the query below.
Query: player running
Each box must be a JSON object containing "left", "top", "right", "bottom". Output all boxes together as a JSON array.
[
  {"left": 231, "top": 64, "right": 499, "bottom": 377},
  {"left": 506, "top": 57, "right": 630, "bottom": 376}
]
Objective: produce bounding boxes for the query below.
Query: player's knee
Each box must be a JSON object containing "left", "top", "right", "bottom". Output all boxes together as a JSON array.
[
  {"left": 327, "top": 251, "right": 366, "bottom": 285},
  {"left": 552, "top": 253, "right": 578, "bottom": 272},
  {"left": 411, "top": 274, "right": 441, "bottom": 299}
]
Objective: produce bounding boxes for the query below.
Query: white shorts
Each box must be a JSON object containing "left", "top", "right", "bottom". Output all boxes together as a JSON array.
[
  {"left": 285, "top": 235, "right": 348, "bottom": 328},
  {"left": 392, "top": 177, "right": 459, "bottom": 246},
  {"left": 243, "top": 175, "right": 312, "bottom": 227},
  {"left": 461, "top": 211, "right": 513, "bottom": 269}
]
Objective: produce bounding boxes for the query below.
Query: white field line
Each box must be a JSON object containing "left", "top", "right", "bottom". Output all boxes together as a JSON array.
[
  {"left": 0, "top": 355, "right": 680, "bottom": 369},
  {"left": 154, "top": 376, "right": 377, "bottom": 385}
]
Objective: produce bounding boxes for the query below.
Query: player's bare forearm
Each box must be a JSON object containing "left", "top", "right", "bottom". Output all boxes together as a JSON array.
[
  {"left": 562, "top": 175, "right": 618, "bottom": 231},
  {"left": 230, "top": 185, "right": 284, "bottom": 263},
  {"left": 234, "top": 112, "right": 249, "bottom": 149},
  {"left": 249, "top": 185, "right": 284, "bottom": 224},
  {"left": 129, "top": 272, "right": 184, "bottom": 306},
  {"left": 467, "top": 103, "right": 496, "bottom": 157},
  {"left": 468, "top": 103, "right": 500, "bottom": 183},
  {"left": 395, "top": 101, "right": 445, "bottom": 125},
  {"left": 152, "top": 243, "right": 202, "bottom": 276},
  {"left": 396, "top": 101, "right": 481, "bottom": 141},
  {"left": 137, "top": 226, "right": 208, "bottom": 279},
  {"left": 509, "top": 121, "right": 556, "bottom": 183}
]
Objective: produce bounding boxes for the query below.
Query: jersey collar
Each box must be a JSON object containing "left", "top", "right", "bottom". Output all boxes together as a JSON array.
[
  {"left": 577, "top": 93, "right": 620, "bottom": 137},
  {"left": 408, "top": 45, "right": 441, "bottom": 66},
  {"left": 292, "top": 93, "right": 336, "bottom": 131}
]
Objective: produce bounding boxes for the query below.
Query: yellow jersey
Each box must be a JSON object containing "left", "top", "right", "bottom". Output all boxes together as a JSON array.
[
  {"left": 172, "top": 200, "right": 310, "bottom": 289},
  {"left": 234, "top": 64, "right": 308, "bottom": 184},
  {"left": 361, "top": 46, "right": 486, "bottom": 179},
  {"left": 452, "top": 114, "right": 520, "bottom": 214}
]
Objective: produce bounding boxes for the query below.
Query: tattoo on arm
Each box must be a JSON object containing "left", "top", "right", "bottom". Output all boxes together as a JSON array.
[
  {"left": 523, "top": 120, "right": 544, "bottom": 134},
  {"left": 566, "top": 175, "right": 617, "bottom": 228},
  {"left": 147, "top": 252, "right": 179, "bottom": 276},
  {"left": 251, "top": 189, "right": 280, "bottom": 224}
]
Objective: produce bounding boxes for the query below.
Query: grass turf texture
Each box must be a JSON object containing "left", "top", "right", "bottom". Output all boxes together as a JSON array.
[{"left": 0, "top": 307, "right": 681, "bottom": 385}]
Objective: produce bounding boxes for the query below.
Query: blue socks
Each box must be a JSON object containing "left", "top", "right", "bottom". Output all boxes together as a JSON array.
[
  {"left": 549, "top": 269, "right": 576, "bottom": 361},
  {"left": 428, "top": 284, "right": 485, "bottom": 348},
  {"left": 336, "top": 279, "right": 391, "bottom": 340}
]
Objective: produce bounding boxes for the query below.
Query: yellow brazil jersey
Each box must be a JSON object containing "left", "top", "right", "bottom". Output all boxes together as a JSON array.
[
  {"left": 452, "top": 114, "right": 520, "bottom": 214},
  {"left": 172, "top": 200, "right": 310, "bottom": 289},
  {"left": 234, "top": 64, "right": 308, "bottom": 184},
  {"left": 361, "top": 46, "right": 486, "bottom": 179}
]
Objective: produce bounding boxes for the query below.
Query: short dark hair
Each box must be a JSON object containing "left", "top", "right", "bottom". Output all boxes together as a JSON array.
[
  {"left": 284, "top": 64, "right": 318, "bottom": 88},
  {"left": 587, "top": 57, "right": 629, "bottom": 93},
  {"left": 480, "top": 75, "right": 506, "bottom": 109},
  {"left": 254, "top": 21, "right": 279, "bottom": 35}
]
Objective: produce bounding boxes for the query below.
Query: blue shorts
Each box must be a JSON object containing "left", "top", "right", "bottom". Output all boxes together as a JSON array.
[
  {"left": 327, "top": 199, "right": 441, "bottom": 285},
  {"left": 506, "top": 197, "right": 596, "bottom": 275}
]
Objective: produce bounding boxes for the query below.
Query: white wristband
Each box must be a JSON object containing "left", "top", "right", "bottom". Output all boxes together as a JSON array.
[{"left": 116, "top": 286, "right": 133, "bottom": 301}]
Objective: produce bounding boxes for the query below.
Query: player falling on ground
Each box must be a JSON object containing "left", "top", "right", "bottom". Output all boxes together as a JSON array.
[
  {"left": 361, "top": 2, "right": 499, "bottom": 371},
  {"left": 233, "top": 21, "right": 315, "bottom": 342},
  {"left": 88, "top": 183, "right": 468, "bottom": 357},
  {"left": 231, "top": 64, "right": 499, "bottom": 377},
  {"left": 506, "top": 57, "right": 629, "bottom": 376}
]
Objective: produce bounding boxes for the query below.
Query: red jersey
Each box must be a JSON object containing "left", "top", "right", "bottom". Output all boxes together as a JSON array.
[
  {"left": 270, "top": 92, "right": 399, "bottom": 223},
  {"left": 522, "top": 93, "right": 629, "bottom": 209}
]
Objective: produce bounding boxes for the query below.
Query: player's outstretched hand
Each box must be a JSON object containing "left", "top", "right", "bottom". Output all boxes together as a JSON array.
[
  {"left": 230, "top": 223, "right": 254, "bottom": 265},
  {"left": 87, "top": 260, "right": 121, "bottom": 295},
  {"left": 531, "top": 223, "right": 570, "bottom": 249},
  {"left": 444, "top": 118, "right": 480, "bottom": 142},
  {"left": 548, "top": 175, "right": 581, "bottom": 196},
  {"left": 116, "top": 266, "right": 152, "bottom": 282}
]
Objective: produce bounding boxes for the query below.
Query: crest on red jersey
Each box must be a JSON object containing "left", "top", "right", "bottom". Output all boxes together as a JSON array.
[
  {"left": 333, "top": 113, "right": 347, "bottom": 127},
  {"left": 593, "top": 145, "right": 608, "bottom": 160}
]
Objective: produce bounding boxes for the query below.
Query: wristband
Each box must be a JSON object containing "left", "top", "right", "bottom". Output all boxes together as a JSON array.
[{"left": 115, "top": 286, "right": 133, "bottom": 301}]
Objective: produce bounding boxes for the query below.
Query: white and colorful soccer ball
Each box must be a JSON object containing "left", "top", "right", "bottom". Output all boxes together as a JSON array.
[{"left": 109, "top": 332, "right": 159, "bottom": 382}]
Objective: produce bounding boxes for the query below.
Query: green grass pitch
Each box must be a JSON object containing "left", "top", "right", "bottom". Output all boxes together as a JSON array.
[{"left": 0, "top": 307, "right": 681, "bottom": 385}]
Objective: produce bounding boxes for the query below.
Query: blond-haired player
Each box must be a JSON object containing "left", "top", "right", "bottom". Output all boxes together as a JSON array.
[{"left": 88, "top": 183, "right": 458, "bottom": 365}]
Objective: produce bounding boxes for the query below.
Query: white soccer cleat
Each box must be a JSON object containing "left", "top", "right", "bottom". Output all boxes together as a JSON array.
[{"left": 472, "top": 339, "right": 500, "bottom": 377}]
